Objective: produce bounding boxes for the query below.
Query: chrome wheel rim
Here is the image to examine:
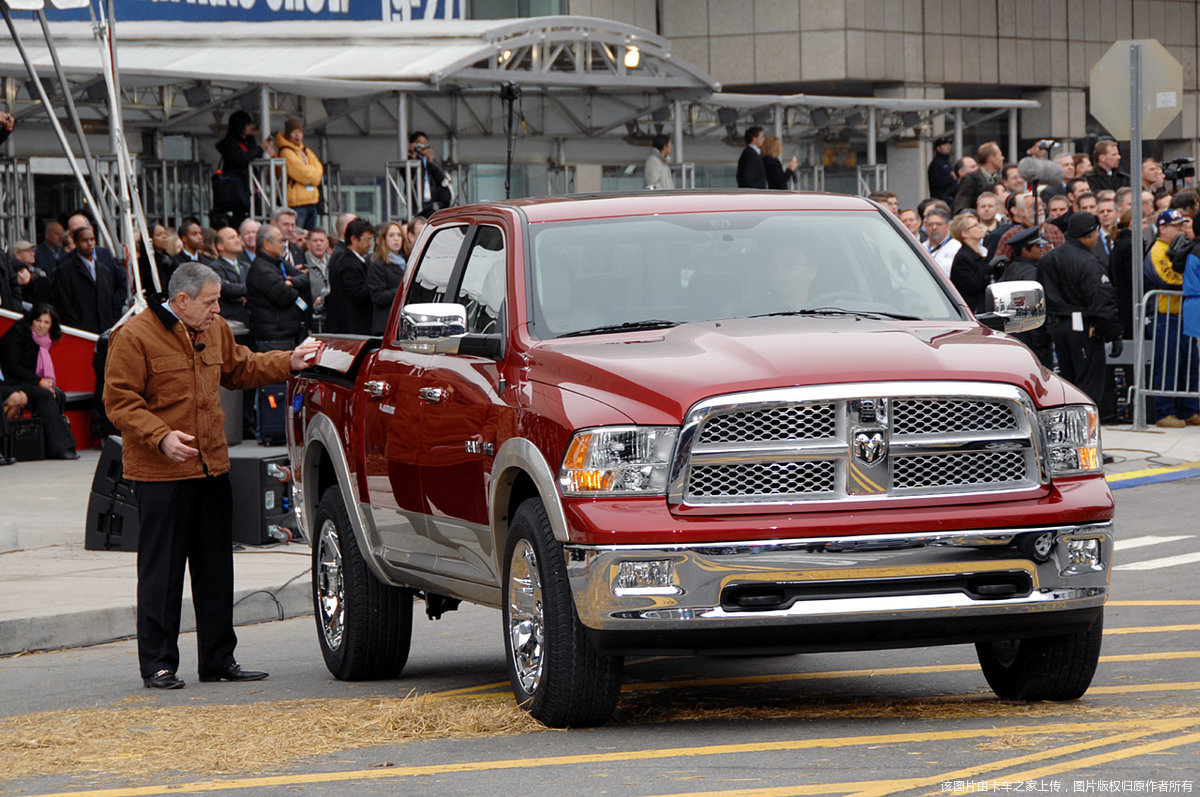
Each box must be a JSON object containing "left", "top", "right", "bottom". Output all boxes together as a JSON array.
[
  {"left": 507, "top": 538, "right": 545, "bottom": 694},
  {"left": 316, "top": 519, "right": 345, "bottom": 651}
]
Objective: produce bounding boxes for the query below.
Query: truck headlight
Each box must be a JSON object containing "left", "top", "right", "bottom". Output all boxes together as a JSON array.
[
  {"left": 1039, "top": 405, "right": 1101, "bottom": 476},
  {"left": 559, "top": 426, "right": 678, "bottom": 495}
]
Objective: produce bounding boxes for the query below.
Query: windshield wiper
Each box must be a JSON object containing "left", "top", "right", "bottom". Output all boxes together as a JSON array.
[
  {"left": 750, "top": 308, "right": 921, "bottom": 321},
  {"left": 558, "top": 319, "right": 680, "bottom": 338}
]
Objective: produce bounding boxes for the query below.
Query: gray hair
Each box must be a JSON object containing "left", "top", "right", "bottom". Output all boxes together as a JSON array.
[
  {"left": 257, "top": 223, "right": 282, "bottom": 254},
  {"left": 270, "top": 207, "right": 296, "bottom": 225},
  {"left": 238, "top": 217, "right": 260, "bottom": 235},
  {"left": 168, "top": 262, "right": 220, "bottom": 300}
]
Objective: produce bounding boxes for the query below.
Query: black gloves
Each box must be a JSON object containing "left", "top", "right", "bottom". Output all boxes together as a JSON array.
[{"left": 1109, "top": 338, "right": 1124, "bottom": 358}]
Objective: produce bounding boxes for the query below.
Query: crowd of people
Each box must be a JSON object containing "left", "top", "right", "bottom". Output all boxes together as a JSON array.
[
  {"left": 893, "top": 135, "right": 1198, "bottom": 428},
  {"left": 1, "top": 175, "right": 429, "bottom": 466}
]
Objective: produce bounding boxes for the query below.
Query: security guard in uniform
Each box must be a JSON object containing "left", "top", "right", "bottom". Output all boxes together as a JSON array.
[
  {"left": 999, "top": 226, "right": 1054, "bottom": 369},
  {"left": 1038, "top": 213, "right": 1122, "bottom": 403}
]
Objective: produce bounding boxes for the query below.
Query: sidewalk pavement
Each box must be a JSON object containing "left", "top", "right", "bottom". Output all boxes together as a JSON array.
[{"left": 2, "top": 426, "right": 1199, "bottom": 657}]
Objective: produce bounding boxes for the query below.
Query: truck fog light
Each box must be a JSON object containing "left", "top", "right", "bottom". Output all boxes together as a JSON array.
[
  {"left": 614, "top": 559, "right": 678, "bottom": 596},
  {"left": 1061, "top": 538, "right": 1103, "bottom": 575}
]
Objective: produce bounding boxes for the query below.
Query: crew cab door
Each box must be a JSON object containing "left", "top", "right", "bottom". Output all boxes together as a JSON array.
[
  {"left": 413, "top": 223, "right": 512, "bottom": 586},
  {"left": 361, "top": 223, "right": 468, "bottom": 575}
]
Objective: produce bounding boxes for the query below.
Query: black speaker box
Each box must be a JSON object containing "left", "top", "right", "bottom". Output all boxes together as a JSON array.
[
  {"left": 228, "top": 448, "right": 299, "bottom": 545},
  {"left": 85, "top": 435, "right": 139, "bottom": 551},
  {"left": 11, "top": 416, "right": 45, "bottom": 461}
]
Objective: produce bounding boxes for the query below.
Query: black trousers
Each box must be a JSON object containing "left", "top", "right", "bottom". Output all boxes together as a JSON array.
[
  {"left": 0, "top": 383, "right": 75, "bottom": 456},
  {"left": 134, "top": 474, "right": 237, "bottom": 679},
  {"left": 1050, "top": 319, "right": 1107, "bottom": 404}
]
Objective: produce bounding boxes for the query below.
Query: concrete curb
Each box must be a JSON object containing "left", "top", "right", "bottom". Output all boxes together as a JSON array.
[{"left": 0, "top": 575, "right": 312, "bottom": 656}]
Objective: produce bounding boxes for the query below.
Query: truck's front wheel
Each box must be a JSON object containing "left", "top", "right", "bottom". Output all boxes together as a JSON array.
[
  {"left": 313, "top": 485, "right": 413, "bottom": 680},
  {"left": 976, "top": 610, "right": 1103, "bottom": 701},
  {"left": 503, "top": 498, "right": 623, "bottom": 727}
]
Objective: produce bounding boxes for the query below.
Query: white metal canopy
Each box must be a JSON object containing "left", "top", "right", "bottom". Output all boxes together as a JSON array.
[{"left": 0, "top": 16, "right": 721, "bottom": 99}]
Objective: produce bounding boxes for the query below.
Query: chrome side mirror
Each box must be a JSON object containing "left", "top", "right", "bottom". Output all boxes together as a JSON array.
[
  {"left": 981, "top": 280, "right": 1045, "bottom": 333},
  {"left": 400, "top": 302, "right": 467, "bottom": 340}
]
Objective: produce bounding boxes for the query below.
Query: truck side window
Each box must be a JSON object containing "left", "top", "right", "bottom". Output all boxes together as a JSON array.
[
  {"left": 406, "top": 226, "right": 466, "bottom": 305},
  {"left": 455, "top": 226, "right": 506, "bottom": 334}
]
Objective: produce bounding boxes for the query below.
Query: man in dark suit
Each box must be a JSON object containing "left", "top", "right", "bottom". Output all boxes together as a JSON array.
[
  {"left": 62, "top": 213, "right": 128, "bottom": 319},
  {"left": 35, "top": 221, "right": 65, "bottom": 276},
  {"left": 51, "top": 226, "right": 116, "bottom": 334},
  {"left": 236, "top": 218, "right": 258, "bottom": 278},
  {"left": 324, "top": 217, "right": 375, "bottom": 335},
  {"left": 736, "top": 126, "right": 767, "bottom": 189},
  {"left": 171, "top": 218, "right": 212, "bottom": 271}
]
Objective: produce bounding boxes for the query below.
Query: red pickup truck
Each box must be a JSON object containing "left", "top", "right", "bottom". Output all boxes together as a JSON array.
[{"left": 287, "top": 192, "right": 1113, "bottom": 727}]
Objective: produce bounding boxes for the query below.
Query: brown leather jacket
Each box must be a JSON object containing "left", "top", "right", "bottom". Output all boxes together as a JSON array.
[{"left": 104, "top": 301, "right": 293, "bottom": 482}]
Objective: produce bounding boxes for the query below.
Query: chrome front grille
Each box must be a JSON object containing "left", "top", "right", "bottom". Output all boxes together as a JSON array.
[
  {"left": 892, "top": 399, "right": 1017, "bottom": 434},
  {"left": 892, "top": 451, "right": 1028, "bottom": 489},
  {"left": 670, "top": 382, "right": 1044, "bottom": 509},
  {"left": 690, "top": 461, "right": 837, "bottom": 498},
  {"left": 698, "top": 403, "right": 837, "bottom": 444}
]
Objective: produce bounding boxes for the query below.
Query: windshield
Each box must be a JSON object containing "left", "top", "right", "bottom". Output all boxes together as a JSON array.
[{"left": 527, "top": 210, "right": 962, "bottom": 338}]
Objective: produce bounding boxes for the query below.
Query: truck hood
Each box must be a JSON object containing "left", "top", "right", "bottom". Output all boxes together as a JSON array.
[{"left": 524, "top": 316, "right": 1073, "bottom": 424}]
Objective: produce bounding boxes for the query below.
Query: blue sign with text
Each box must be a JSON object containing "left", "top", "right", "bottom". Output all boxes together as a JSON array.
[{"left": 42, "top": 0, "right": 461, "bottom": 22}]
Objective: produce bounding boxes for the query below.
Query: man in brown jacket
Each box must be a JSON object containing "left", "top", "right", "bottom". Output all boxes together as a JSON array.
[{"left": 105, "top": 262, "right": 320, "bottom": 689}]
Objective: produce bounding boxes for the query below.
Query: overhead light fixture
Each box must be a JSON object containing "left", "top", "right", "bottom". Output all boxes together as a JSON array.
[
  {"left": 322, "top": 98, "right": 349, "bottom": 117},
  {"left": 624, "top": 46, "right": 640, "bottom": 69},
  {"left": 183, "top": 83, "right": 211, "bottom": 107},
  {"left": 499, "top": 49, "right": 512, "bottom": 64}
]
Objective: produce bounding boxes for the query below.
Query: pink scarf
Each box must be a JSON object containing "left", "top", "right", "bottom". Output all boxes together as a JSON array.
[{"left": 32, "top": 329, "right": 56, "bottom": 383}]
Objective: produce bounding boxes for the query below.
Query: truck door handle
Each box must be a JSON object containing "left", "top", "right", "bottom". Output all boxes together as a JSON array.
[
  {"left": 419, "top": 387, "right": 447, "bottom": 404},
  {"left": 364, "top": 380, "right": 389, "bottom": 397}
]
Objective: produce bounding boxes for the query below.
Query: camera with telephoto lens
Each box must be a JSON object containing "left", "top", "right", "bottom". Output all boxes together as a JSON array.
[
  {"left": 1036, "top": 139, "right": 1056, "bottom": 150},
  {"left": 1163, "top": 158, "right": 1195, "bottom": 182}
]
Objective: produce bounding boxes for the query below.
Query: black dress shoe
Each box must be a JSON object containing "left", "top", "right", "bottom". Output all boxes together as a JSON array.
[
  {"left": 199, "top": 663, "right": 268, "bottom": 683},
  {"left": 143, "top": 669, "right": 186, "bottom": 689},
  {"left": 0, "top": 453, "right": 14, "bottom": 466},
  {"left": 49, "top": 449, "right": 80, "bottom": 460}
]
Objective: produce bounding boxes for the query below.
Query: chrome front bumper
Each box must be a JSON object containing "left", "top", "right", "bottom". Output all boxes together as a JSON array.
[{"left": 565, "top": 522, "right": 1111, "bottom": 651}]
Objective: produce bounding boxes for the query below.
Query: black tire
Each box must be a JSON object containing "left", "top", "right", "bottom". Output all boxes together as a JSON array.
[
  {"left": 502, "top": 498, "right": 623, "bottom": 727},
  {"left": 312, "top": 485, "right": 413, "bottom": 680},
  {"left": 975, "top": 610, "right": 1103, "bottom": 701}
]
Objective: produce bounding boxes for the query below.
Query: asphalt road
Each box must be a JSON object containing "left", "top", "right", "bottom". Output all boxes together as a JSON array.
[{"left": 3, "top": 478, "right": 1199, "bottom": 797}]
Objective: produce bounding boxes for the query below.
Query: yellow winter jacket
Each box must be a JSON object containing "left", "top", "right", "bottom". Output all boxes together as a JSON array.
[
  {"left": 274, "top": 131, "right": 323, "bottom": 210},
  {"left": 1147, "top": 238, "right": 1183, "bottom": 315}
]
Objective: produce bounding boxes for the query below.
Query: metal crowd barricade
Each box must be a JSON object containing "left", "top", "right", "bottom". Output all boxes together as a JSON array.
[
  {"left": 93, "top": 154, "right": 140, "bottom": 243},
  {"left": 446, "top": 163, "right": 470, "bottom": 208},
  {"left": 671, "top": 162, "right": 696, "bottom": 189},
  {"left": 249, "top": 158, "right": 288, "bottom": 220},
  {"left": 322, "top": 162, "right": 342, "bottom": 222},
  {"left": 385, "top": 159, "right": 424, "bottom": 222},
  {"left": 1132, "top": 289, "right": 1198, "bottom": 429},
  {"left": 0, "top": 156, "right": 35, "bottom": 247},
  {"left": 856, "top": 164, "right": 887, "bottom": 195},
  {"left": 547, "top": 164, "right": 575, "bottom": 195},
  {"left": 794, "top": 165, "right": 825, "bottom": 192},
  {"left": 142, "top": 160, "right": 211, "bottom": 228}
]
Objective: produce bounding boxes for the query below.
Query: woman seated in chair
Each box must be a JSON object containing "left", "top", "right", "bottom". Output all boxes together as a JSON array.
[{"left": 0, "top": 303, "right": 78, "bottom": 459}]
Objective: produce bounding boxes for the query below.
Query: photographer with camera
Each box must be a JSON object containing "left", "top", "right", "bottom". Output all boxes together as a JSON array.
[{"left": 409, "top": 131, "right": 452, "bottom": 218}]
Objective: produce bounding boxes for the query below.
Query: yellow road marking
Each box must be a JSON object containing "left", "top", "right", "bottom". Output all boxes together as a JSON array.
[
  {"left": 624, "top": 650, "right": 1200, "bottom": 693},
  {"left": 1106, "top": 461, "right": 1200, "bottom": 482},
  {"left": 917, "top": 729, "right": 1200, "bottom": 797},
  {"left": 1087, "top": 681, "right": 1200, "bottom": 694},
  {"left": 29, "top": 718, "right": 1200, "bottom": 797},
  {"left": 1108, "top": 600, "right": 1200, "bottom": 605},
  {"left": 648, "top": 721, "right": 1200, "bottom": 797},
  {"left": 1105, "top": 623, "right": 1200, "bottom": 634}
]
